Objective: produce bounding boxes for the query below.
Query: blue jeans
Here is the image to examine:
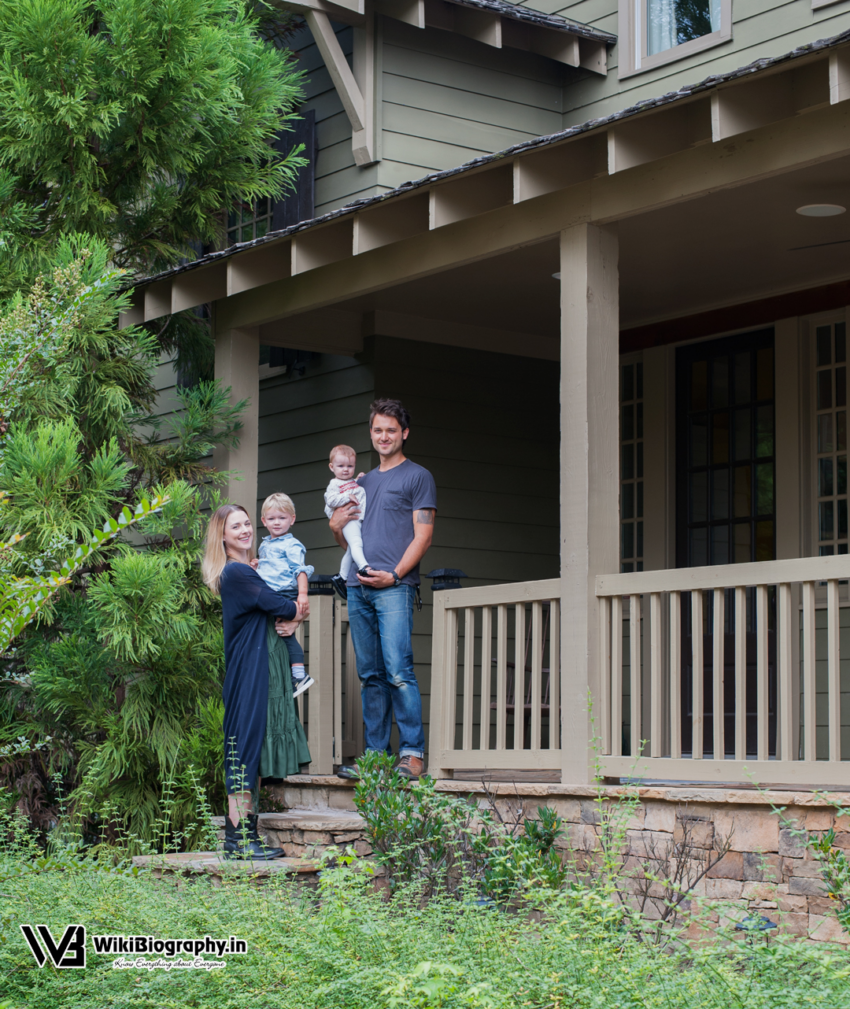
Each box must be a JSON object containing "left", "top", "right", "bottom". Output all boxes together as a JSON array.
[{"left": 346, "top": 584, "right": 425, "bottom": 759}]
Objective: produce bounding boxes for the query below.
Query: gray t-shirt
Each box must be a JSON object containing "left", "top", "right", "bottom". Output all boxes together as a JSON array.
[{"left": 346, "top": 458, "right": 437, "bottom": 586}]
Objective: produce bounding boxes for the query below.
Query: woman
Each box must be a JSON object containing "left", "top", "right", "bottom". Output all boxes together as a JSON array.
[{"left": 202, "top": 503, "right": 311, "bottom": 859}]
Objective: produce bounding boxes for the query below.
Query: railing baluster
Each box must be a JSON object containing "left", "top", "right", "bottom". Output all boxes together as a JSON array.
[
  {"left": 803, "top": 581, "right": 816, "bottom": 762},
  {"left": 713, "top": 587, "right": 725, "bottom": 761},
  {"left": 611, "top": 595, "right": 623, "bottom": 756},
  {"left": 514, "top": 604, "right": 526, "bottom": 751},
  {"left": 333, "top": 600, "right": 342, "bottom": 767},
  {"left": 599, "top": 596, "right": 612, "bottom": 754},
  {"left": 445, "top": 605, "right": 459, "bottom": 751},
  {"left": 479, "top": 606, "right": 492, "bottom": 750},
  {"left": 530, "top": 601, "right": 543, "bottom": 750},
  {"left": 496, "top": 604, "right": 508, "bottom": 751},
  {"left": 650, "top": 592, "right": 662, "bottom": 758},
  {"left": 691, "top": 590, "right": 703, "bottom": 760},
  {"left": 462, "top": 608, "right": 475, "bottom": 751},
  {"left": 827, "top": 579, "right": 841, "bottom": 763},
  {"left": 630, "top": 594, "right": 641, "bottom": 755},
  {"left": 756, "top": 584, "right": 769, "bottom": 762},
  {"left": 778, "top": 583, "right": 793, "bottom": 762},
  {"left": 734, "top": 586, "right": 746, "bottom": 761},
  {"left": 670, "top": 591, "right": 681, "bottom": 759},
  {"left": 549, "top": 599, "right": 560, "bottom": 750}
]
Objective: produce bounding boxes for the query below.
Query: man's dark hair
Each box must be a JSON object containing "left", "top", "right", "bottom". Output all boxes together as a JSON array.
[{"left": 369, "top": 398, "right": 411, "bottom": 431}]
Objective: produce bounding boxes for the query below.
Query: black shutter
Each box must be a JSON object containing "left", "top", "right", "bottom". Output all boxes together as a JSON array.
[{"left": 271, "top": 108, "right": 317, "bottom": 232}]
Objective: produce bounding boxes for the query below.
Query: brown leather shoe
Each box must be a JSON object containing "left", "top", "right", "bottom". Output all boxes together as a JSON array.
[{"left": 396, "top": 755, "right": 424, "bottom": 780}]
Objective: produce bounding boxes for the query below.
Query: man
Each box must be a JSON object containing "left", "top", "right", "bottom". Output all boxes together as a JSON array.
[{"left": 330, "top": 398, "right": 436, "bottom": 780}]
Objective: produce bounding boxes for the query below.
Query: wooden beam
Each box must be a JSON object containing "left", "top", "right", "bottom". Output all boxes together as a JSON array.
[
  {"left": 353, "top": 193, "right": 429, "bottom": 253},
  {"left": 608, "top": 99, "right": 711, "bottom": 174},
  {"left": 514, "top": 133, "right": 606, "bottom": 202},
  {"left": 560, "top": 223, "right": 620, "bottom": 784},
  {"left": 214, "top": 99, "right": 850, "bottom": 331},
  {"left": 291, "top": 219, "right": 353, "bottom": 274},
  {"left": 144, "top": 279, "right": 172, "bottom": 322},
  {"left": 118, "top": 288, "right": 144, "bottom": 330},
  {"left": 351, "top": 7, "right": 378, "bottom": 166},
  {"left": 171, "top": 262, "right": 227, "bottom": 314},
  {"left": 711, "top": 61, "right": 829, "bottom": 141},
  {"left": 305, "top": 10, "right": 377, "bottom": 165},
  {"left": 227, "top": 241, "right": 291, "bottom": 297},
  {"left": 502, "top": 20, "right": 580, "bottom": 66},
  {"left": 365, "top": 308, "right": 559, "bottom": 360},
  {"left": 579, "top": 38, "right": 607, "bottom": 76},
  {"left": 259, "top": 307, "right": 363, "bottom": 355},
  {"left": 272, "top": 0, "right": 364, "bottom": 23},
  {"left": 430, "top": 163, "right": 513, "bottom": 228},
  {"left": 830, "top": 48, "right": 850, "bottom": 104},
  {"left": 374, "top": 0, "right": 423, "bottom": 27},
  {"left": 454, "top": 6, "right": 501, "bottom": 47}
]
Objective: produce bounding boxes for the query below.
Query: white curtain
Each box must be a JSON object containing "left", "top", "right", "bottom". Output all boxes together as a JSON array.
[
  {"left": 710, "top": 0, "right": 721, "bottom": 31},
  {"left": 647, "top": 0, "right": 677, "bottom": 55}
]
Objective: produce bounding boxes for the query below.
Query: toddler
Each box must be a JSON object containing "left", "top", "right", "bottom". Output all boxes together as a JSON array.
[
  {"left": 253, "top": 493, "right": 315, "bottom": 698},
  {"left": 324, "top": 445, "right": 370, "bottom": 598}
]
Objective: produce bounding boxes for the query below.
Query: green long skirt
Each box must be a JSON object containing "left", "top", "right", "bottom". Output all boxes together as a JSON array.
[{"left": 259, "top": 618, "right": 311, "bottom": 780}]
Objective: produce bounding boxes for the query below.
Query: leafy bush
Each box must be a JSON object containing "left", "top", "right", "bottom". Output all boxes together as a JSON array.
[
  {"left": 0, "top": 830, "right": 848, "bottom": 1009},
  {"left": 353, "top": 752, "right": 568, "bottom": 901}
]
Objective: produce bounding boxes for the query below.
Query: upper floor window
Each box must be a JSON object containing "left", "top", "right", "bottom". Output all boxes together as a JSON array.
[{"left": 620, "top": 0, "right": 731, "bottom": 77}]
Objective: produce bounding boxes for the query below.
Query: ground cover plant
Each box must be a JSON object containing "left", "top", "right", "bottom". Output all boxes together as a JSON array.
[{"left": 0, "top": 830, "right": 848, "bottom": 1009}]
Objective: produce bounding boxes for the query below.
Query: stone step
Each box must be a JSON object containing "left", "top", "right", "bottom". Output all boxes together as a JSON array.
[
  {"left": 132, "top": 851, "right": 321, "bottom": 884},
  {"left": 210, "top": 808, "right": 370, "bottom": 859}
]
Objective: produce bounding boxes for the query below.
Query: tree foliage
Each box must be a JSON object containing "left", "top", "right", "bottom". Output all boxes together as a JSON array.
[
  {"left": 0, "top": 241, "right": 233, "bottom": 845},
  {"left": 0, "top": 0, "right": 306, "bottom": 288}
]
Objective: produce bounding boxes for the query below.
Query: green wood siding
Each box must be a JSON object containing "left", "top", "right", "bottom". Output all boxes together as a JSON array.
[
  {"left": 510, "top": 0, "right": 850, "bottom": 128},
  {"left": 378, "top": 19, "right": 563, "bottom": 185},
  {"left": 292, "top": 23, "right": 387, "bottom": 215}
]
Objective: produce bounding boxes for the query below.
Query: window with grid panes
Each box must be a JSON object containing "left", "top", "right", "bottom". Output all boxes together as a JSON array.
[
  {"left": 677, "top": 330, "right": 775, "bottom": 566},
  {"left": 815, "top": 321, "right": 848, "bottom": 555},
  {"left": 226, "top": 197, "right": 272, "bottom": 247},
  {"left": 621, "top": 362, "right": 644, "bottom": 572}
]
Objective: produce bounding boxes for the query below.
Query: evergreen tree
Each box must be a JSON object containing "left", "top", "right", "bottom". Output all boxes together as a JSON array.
[{"left": 0, "top": 0, "right": 304, "bottom": 283}]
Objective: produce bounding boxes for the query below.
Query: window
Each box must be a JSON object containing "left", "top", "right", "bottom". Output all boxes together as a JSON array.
[
  {"left": 621, "top": 361, "right": 644, "bottom": 572},
  {"left": 677, "top": 330, "right": 775, "bottom": 567},
  {"left": 227, "top": 198, "right": 272, "bottom": 247},
  {"left": 814, "top": 321, "right": 848, "bottom": 556},
  {"left": 619, "top": 0, "right": 731, "bottom": 77}
]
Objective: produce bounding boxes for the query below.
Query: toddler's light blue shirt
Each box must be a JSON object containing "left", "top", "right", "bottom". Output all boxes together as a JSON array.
[{"left": 256, "top": 533, "right": 315, "bottom": 593}]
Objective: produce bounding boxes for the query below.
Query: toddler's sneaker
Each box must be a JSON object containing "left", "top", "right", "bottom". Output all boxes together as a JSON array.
[{"left": 293, "top": 675, "right": 315, "bottom": 699}]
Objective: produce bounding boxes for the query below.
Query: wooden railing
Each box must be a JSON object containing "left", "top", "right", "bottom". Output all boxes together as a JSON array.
[
  {"left": 293, "top": 596, "right": 362, "bottom": 774},
  {"left": 429, "top": 579, "right": 561, "bottom": 776},
  {"left": 596, "top": 556, "right": 850, "bottom": 786}
]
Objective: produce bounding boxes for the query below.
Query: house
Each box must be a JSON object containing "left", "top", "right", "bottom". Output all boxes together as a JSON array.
[{"left": 130, "top": 0, "right": 850, "bottom": 928}]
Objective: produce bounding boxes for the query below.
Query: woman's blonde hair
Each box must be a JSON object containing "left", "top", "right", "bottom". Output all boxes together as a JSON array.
[{"left": 202, "top": 504, "right": 254, "bottom": 596}]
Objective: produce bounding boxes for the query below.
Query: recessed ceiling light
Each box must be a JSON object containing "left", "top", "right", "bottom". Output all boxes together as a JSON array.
[
  {"left": 552, "top": 272, "right": 561, "bottom": 280},
  {"left": 796, "top": 204, "right": 846, "bottom": 217}
]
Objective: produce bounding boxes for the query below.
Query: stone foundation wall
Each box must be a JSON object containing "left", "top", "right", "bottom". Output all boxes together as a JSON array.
[{"left": 269, "top": 775, "right": 849, "bottom": 944}]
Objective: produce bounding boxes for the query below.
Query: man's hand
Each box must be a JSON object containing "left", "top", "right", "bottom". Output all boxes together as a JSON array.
[
  {"left": 275, "top": 617, "right": 300, "bottom": 637},
  {"left": 357, "top": 569, "right": 397, "bottom": 589},
  {"left": 329, "top": 496, "right": 360, "bottom": 548}
]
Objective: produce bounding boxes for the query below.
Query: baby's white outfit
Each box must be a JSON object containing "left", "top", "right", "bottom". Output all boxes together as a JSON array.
[{"left": 324, "top": 478, "right": 370, "bottom": 579}]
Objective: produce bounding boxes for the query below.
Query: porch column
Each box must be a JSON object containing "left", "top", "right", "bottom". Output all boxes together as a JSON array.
[
  {"left": 212, "top": 325, "right": 260, "bottom": 521},
  {"left": 560, "top": 224, "right": 620, "bottom": 784}
]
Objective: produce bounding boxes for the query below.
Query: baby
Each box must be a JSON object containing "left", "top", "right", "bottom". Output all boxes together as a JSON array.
[
  {"left": 253, "top": 493, "right": 315, "bottom": 698},
  {"left": 324, "top": 444, "right": 370, "bottom": 598}
]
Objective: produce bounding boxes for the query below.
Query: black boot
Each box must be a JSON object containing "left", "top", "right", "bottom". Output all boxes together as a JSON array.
[{"left": 223, "top": 815, "right": 284, "bottom": 860}]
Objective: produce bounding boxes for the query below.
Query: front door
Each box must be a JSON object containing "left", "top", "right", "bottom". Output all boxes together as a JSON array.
[{"left": 675, "top": 329, "right": 777, "bottom": 757}]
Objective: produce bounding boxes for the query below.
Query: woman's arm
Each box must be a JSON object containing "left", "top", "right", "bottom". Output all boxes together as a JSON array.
[{"left": 224, "top": 563, "right": 298, "bottom": 619}]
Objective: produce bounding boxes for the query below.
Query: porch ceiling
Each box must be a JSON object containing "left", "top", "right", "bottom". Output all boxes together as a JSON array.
[{"left": 288, "top": 152, "right": 850, "bottom": 351}]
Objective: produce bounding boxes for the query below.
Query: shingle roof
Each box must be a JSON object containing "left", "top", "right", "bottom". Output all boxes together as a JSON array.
[
  {"left": 135, "top": 26, "right": 850, "bottom": 290},
  {"left": 444, "top": 0, "right": 616, "bottom": 43}
]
